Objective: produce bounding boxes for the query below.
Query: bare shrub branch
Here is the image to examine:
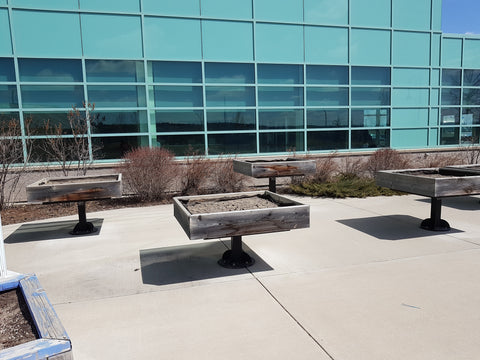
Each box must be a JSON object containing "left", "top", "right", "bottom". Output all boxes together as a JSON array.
[
  {"left": 209, "top": 157, "right": 249, "bottom": 193},
  {"left": 179, "top": 152, "right": 211, "bottom": 196},
  {"left": 365, "top": 148, "right": 411, "bottom": 178}
]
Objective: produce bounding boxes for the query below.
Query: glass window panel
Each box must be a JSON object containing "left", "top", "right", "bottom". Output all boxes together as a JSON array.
[
  {"left": 307, "top": 130, "right": 348, "bottom": 151},
  {"left": 351, "top": 67, "right": 390, "bottom": 85},
  {"left": 430, "top": 108, "right": 439, "bottom": 126},
  {"left": 29, "top": 138, "right": 77, "bottom": 163},
  {"left": 305, "top": 26, "right": 348, "bottom": 64},
  {"left": 392, "top": 0, "right": 430, "bottom": 30},
  {"left": 462, "top": 109, "right": 480, "bottom": 125},
  {"left": 81, "top": 14, "right": 142, "bottom": 59},
  {"left": 464, "top": 39, "right": 480, "bottom": 69},
  {"left": 202, "top": 20, "right": 253, "bottom": 62},
  {"left": 430, "top": 88, "right": 439, "bottom": 105},
  {"left": 150, "top": 61, "right": 202, "bottom": 83},
  {"left": 441, "top": 88, "right": 461, "bottom": 105},
  {"left": 86, "top": 60, "right": 145, "bottom": 83},
  {"left": 21, "top": 85, "right": 84, "bottom": 108},
  {"left": 18, "top": 59, "right": 82, "bottom": 82},
  {"left": 392, "top": 68, "right": 430, "bottom": 87},
  {"left": 441, "top": 108, "right": 460, "bottom": 125},
  {"left": 92, "top": 111, "right": 148, "bottom": 134},
  {"left": 206, "top": 86, "right": 255, "bottom": 107},
  {"left": 157, "top": 134, "right": 205, "bottom": 156},
  {"left": 440, "top": 127, "right": 459, "bottom": 145},
  {"left": 155, "top": 110, "right": 204, "bottom": 132},
  {"left": 258, "top": 87, "right": 303, "bottom": 107},
  {"left": 391, "top": 108, "right": 429, "bottom": 128},
  {"left": 25, "top": 111, "right": 75, "bottom": 134},
  {"left": 393, "top": 31, "right": 430, "bottom": 67},
  {"left": 464, "top": 70, "right": 480, "bottom": 87},
  {"left": 391, "top": 129, "right": 428, "bottom": 148},
  {"left": 306, "top": 87, "right": 348, "bottom": 106},
  {"left": 461, "top": 127, "right": 480, "bottom": 144},
  {"left": 350, "top": 0, "right": 390, "bottom": 27},
  {"left": 306, "top": 65, "right": 348, "bottom": 85},
  {"left": 0, "top": 10, "right": 12, "bottom": 55},
  {"left": 351, "top": 88, "right": 390, "bottom": 106},
  {"left": 0, "top": 85, "right": 18, "bottom": 108},
  {"left": 10, "top": 0, "right": 78, "bottom": 10},
  {"left": 153, "top": 86, "right": 203, "bottom": 107},
  {"left": 442, "top": 69, "right": 461, "bottom": 86},
  {"left": 94, "top": 136, "right": 149, "bottom": 159},
  {"left": 351, "top": 109, "right": 390, "bottom": 127},
  {"left": 143, "top": 0, "right": 200, "bottom": 16},
  {"left": 144, "top": 17, "right": 201, "bottom": 60},
  {"left": 259, "top": 132, "right": 304, "bottom": 153},
  {"left": 392, "top": 88, "right": 429, "bottom": 107},
  {"left": 351, "top": 129, "right": 390, "bottom": 148},
  {"left": 258, "top": 109, "right": 303, "bottom": 130},
  {"left": 307, "top": 109, "right": 348, "bottom": 128},
  {"left": 441, "top": 38, "right": 462, "bottom": 68},
  {"left": 205, "top": 63, "right": 254, "bottom": 84},
  {"left": 304, "top": 0, "right": 348, "bottom": 25},
  {"left": 0, "top": 58, "right": 15, "bottom": 81},
  {"left": 257, "top": 64, "right": 303, "bottom": 84},
  {"left": 79, "top": 0, "right": 140, "bottom": 12},
  {"left": 201, "top": 0, "right": 252, "bottom": 19},
  {"left": 255, "top": 23, "right": 303, "bottom": 63},
  {"left": 12, "top": 10, "right": 82, "bottom": 57},
  {"left": 254, "top": 0, "right": 303, "bottom": 22},
  {"left": 350, "top": 29, "right": 391, "bottom": 66},
  {"left": 463, "top": 89, "right": 480, "bottom": 106},
  {"left": 0, "top": 112, "right": 20, "bottom": 124},
  {"left": 88, "top": 86, "right": 146, "bottom": 108},
  {"left": 208, "top": 133, "right": 256, "bottom": 155},
  {"left": 207, "top": 109, "right": 255, "bottom": 131},
  {"left": 431, "top": 69, "right": 440, "bottom": 86}
]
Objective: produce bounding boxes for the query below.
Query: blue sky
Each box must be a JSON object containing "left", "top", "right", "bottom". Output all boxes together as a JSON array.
[{"left": 442, "top": 0, "right": 480, "bottom": 34}]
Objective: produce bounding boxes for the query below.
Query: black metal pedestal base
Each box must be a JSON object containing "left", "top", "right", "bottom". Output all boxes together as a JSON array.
[
  {"left": 420, "top": 197, "right": 451, "bottom": 231},
  {"left": 69, "top": 201, "right": 98, "bottom": 235},
  {"left": 218, "top": 236, "right": 255, "bottom": 268}
]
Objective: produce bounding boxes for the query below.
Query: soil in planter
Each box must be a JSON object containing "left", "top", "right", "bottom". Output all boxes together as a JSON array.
[
  {"left": 0, "top": 288, "right": 39, "bottom": 350},
  {"left": 184, "top": 194, "right": 280, "bottom": 214}
]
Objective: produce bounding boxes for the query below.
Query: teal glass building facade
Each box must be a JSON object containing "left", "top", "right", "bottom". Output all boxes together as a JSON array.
[{"left": 0, "top": 0, "right": 479, "bottom": 161}]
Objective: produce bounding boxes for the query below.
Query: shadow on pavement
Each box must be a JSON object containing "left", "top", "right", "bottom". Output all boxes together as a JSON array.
[
  {"left": 416, "top": 196, "right": 480, "bottom": 211},
  {"left": 140, "top": 241, "right": 273, "bottom": 286},
  {"left": 4, "top": 218, "right": 104, "bottom": 243},
  {"left": 337, "top": 215, "right": 462, "bottom": 240}
]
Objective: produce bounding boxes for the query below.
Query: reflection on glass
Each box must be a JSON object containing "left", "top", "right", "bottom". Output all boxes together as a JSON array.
[
  {"left": 351, "top": 88, "right": 390, "bottom": 106},
  {"left": 258, "top": 86, "right": 303, "bottom": 106},
  {"left": 25, "top": 111, "right": 74, "bottom": 134},
  {"left": 208, "top": 133, "right": 256, "bottom": 154},
  {"left": 463, "top": 70, "right": 480, "bottom": 87},
  {"left": 306, "top": 65, "right": 348, "bottom": 85},
  {"left": 463, "top": 88, "right": 480, "bottom": 105},
  {"left": 153, "top": 86, "right": 203, "bottom": 107},
  {"left": 259, "top": 132, "right": 304, "bottom": 153},
  {"left": 94, "top": 136, "right": 149, "bottom": 159},
  {"left": 351, "top": 108, "right": 390, "bottom": 127},
  {"left": 351, "top": 67, "right": 390, "bottom": 85},
  {"left": 157, "top": 134, "right": 205, "bottom": 156},
  {"left": 150, "top": 61, "right": 202, "bottom": 83},
  {"left": 88, "top": 85, "right": 146, "bottom": 107},
  {"left": 0, "top": 58, "right": 15, "bottom": 82},
  {"left": 461, "top": 127, "right": 480, "bottom": 144},
  {"left": 257, "top": 64, "right": 303, "bottom": 84},
  {"left": 86, "top": 60, "right": 145, "bottom": 82},
  {"left": 206, "top": 109, "right": 255, "bottom": 130},
  {"left": 0, "top": 112, "right": 19, "bottom": 124},
  {"left": 0, "top": 85, "right": 18, "bottom": 108},
  {"left": 155, "top": 110, "right": 204, "bottom": 132},
  {"left": 29, "top": 138, "right": 76, "bottom": 163},
  {"left": 21, "top": 85, "right": 84, "bottom": 108},
  {"left": 306, "top": 87, "right": 348, "bottom": 106},
  {"left": 258, "top": 109, "right": 303, "bottom": 129},
  {"left": 18, "top": 59, "right": 82, "bottom": 82},
  {"left": 442, "top": 69, "right": 461, "bottom": 86},
  {"left": 441, "top": 88, "right": 460, "bottom": 105},
  {"left": 351, "top": 129, "right": 390, "bottom": 148},
  {"left": 206, "top": 86, "right": 255, "bottom": 107},
  {"left": 462, "top": 108, "right": 480, "bottom": 125},
  {"left": 307, "top": 131, "right": 348, "bottom": 150},
  {"left": 441, "top": 108, "right": 459, "bottom": 125},
  {"left": 440, "top": 127, "right": 459, "bottom": 145},
  {"left": 205, "top": 63, "right": 254, "bottom": 84},
  {"left": 92, "top": 111, "right": 148, "bottom": 133},
  {"left": 307, "top": 109, "right": 348, "bottom": 128}
]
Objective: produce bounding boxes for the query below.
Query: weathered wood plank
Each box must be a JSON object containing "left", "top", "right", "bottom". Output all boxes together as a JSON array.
[
  {"left": 233, "top": 159, "right": 316, "bottom": 178},
  {"left": 20, "top": 276, "right": 69, "bottom": 341},
  {"left": 26, "top": 174, "right": 122, "bottom": 203},
  {"left": 0, "top": 339, "right": 71, "bottom": 360},
  {"left": 0, "top": 274, "right": 26, "bottom": 292}
]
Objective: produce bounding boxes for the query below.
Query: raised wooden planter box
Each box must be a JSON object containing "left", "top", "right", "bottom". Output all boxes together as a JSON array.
[
  {"left": 26, "top": 174, "right": 122, "bottom": 204},
  {"left": 233, "top": 159, "right": 316, "bottom": 192},
  {"left": 376, "top": 167, "right": 480, "bottom": 231},
  {"left": 26, "top": 174, "right": 122, "bottom": 235},
  {"left": 174, "top": 191, "right": 309, "bottom": 268},
  {"left": 0, "top": 274, "right": 72, "bottom": 360}
]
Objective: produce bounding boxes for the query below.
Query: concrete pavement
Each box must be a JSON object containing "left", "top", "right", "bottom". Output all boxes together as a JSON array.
[{"left": 3, "top": 194, "right": 480, "bottom": 360}]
